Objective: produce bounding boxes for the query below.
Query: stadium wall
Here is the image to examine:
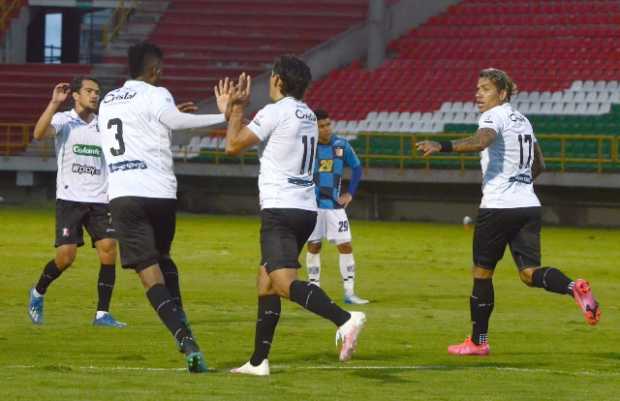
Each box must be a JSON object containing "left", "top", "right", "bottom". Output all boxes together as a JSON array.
[{"left": 2, "top": 167, "right": 620, "bottom": 228}]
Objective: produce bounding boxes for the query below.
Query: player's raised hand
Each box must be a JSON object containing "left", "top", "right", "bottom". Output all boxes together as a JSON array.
[
  {"left": 416, "top": 140, "right": 442, "bottom": 157},
  {"left": 51, "top": 83, "right": 71, "bottom": 104},
  {"left": 337, "top": 193, "right": 353, "bottom": 208},
  {"left": 215, "top": 77, "right": 232, "bottom": 113},
  {"left": 176, "top": 101, "right": 198, "bottom": 113},
  {"left": 232, "top": 72, "right": 251, "bottom": 106}
]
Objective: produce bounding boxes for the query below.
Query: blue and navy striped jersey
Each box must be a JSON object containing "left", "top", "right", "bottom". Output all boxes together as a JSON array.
[{"left": 313, "top": 135, "right": 361, "bottom": 209}]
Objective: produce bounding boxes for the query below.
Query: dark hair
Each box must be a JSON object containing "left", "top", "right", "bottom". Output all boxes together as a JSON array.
[
  {"left": 71, "top": 76, "right": 100, "bottom": 93},
  {"left": 314, "top": 109, "right": 329, "bottom": 121},
  {"left": 128, "top": 42, "right": 163, "bottom": 79},
  {"left": 479, "top": 68, "right": 517, "bottom": 102},
  {"left": 272, "top": 55, "right": 312, "bottom": 100}
]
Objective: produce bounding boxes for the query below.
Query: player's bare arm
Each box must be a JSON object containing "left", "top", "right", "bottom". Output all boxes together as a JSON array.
[
  {"left": 223, "top": 73, "right": 260, "bottom": 155},
  {"left": 531, "top": 142, "right": 545, "bottom": 179},
  {"left": 416, "top": 128, "right": 497, "bottom": 156},
  {"left": 33, "top": 82, "right": 70, "bottom": 140}
]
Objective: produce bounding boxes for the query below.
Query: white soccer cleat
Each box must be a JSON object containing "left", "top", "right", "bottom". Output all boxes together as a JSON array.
[
  {"left": 344, "top": 294, "right": 370, "bottom": 305},
  {"left": 335, "top": 311, "right": 366, "bottom": 362},
  {"left": 230, "top": 359, "right": 270, "bottom": 376}
]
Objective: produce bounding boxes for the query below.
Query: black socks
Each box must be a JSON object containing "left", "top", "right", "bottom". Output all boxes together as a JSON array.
[
  {"left": 97, "top": 264, "right": 115, "bottom": 311},
  {"left": 470, "top": 278, "right": 494, "bottom": 345},
  {"left": 160, "top": 258, "right": 183, "bottom": 309},
  {"left": 289, "top": 280, "right": 350, "bottom": 327},
  {"left": 532, "top": 267, "right": 574, "bottom": 295},
  {"left": 250, "top": 295, "right": 281, "bottom": 366},
  {"left": 35, "top": 260, "right": 63, "bottom": 295},
  {"left": 146, "top": 284, "right": 190, "bottom": 342}
]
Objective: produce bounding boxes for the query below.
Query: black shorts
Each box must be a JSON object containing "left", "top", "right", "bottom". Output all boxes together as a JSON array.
[
  {"left": 110, "top": 196, "right": 176, "bottom": 271},
  {"left": 260, "top": 208, "right": 317, "bottom": 273},
  {"left": 55, "top": 199, "right": 114, "bottom": 248},
  {"left": 473, "top": 207, "right": 542, "bottom": 270}
]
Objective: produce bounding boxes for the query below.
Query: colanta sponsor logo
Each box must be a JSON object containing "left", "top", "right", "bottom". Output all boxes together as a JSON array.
[
  {"left": 72, "top": 163, "right": 102, "bottom": 176},
  {"left": 73, "top": 144, "right": 102, "bottom": 157}
]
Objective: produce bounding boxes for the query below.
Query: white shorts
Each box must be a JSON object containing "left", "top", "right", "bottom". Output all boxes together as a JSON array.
[{"left": 308, "top": 208, "right": 352, "bottom": 245}]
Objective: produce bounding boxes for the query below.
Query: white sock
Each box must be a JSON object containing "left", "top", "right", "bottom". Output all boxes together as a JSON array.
[
  {"left": 306, "top": 252, "right": 321, "bottom": 286},
  {"left": 339, "top": 253, "right": 355, "bottom": 296},
  {"left": 96, "top": 311, "right": 109, "bottom": 319},
  {"left": 32, "top": 288, "right": 43, "bottom": 298}
]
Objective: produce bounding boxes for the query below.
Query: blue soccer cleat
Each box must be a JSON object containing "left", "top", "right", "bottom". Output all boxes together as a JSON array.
[
  {"left": 92, "top": 313, "right": 127, "bottom": 328},
  {"left": 180, "top": 337, "right": 208, "bottom": 373},
  {"left": 28, "top": 287, "right": 44, "bottom": 325},
  {"left": 344, "top": 294, "right": 370, "bottom": 305}
]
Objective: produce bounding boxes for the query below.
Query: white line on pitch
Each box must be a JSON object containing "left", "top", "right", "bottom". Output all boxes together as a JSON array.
[{"left": 3, "top": 364, "right": 619, "bottom": 377}]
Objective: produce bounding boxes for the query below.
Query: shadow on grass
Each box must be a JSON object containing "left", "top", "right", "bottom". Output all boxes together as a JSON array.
[{"left": 592, "top": 352, "right": 620, "bottom": 361}]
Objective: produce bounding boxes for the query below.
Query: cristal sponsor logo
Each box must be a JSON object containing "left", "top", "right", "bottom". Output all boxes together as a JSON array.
[
  {"left": 72, "top": 163, "right": 101, "bottom": 176},
  {"left": 103, "top": 90, "right": 137, "bottom": 104},
  {"left": 295, "top": 109, "right": 317, "bottom": 121},
  {"left": 73, "top": 144, "right": 102, "bottom": 157}
]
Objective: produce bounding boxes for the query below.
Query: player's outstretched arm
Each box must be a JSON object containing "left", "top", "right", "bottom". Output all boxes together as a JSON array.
[
  {"left": 33, "top": 82, "right": 70, "bottom": 140},
  {"left": 416, "top": 128, "right": 497, "bottom": 156},
  {"left": 531, "top": 142, "right": 545, "bottom": 179},
  {"left": 224, "top": 73, "right": 260, "bottom": 156}
]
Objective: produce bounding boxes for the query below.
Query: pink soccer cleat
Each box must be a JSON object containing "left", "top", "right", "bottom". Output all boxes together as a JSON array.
[
  {"left": 572, "top": 279, "right": 601, "bottom": 326},
  {"left": 448, "top": 337, "right": 490, "bottom": 356},
  {"left": 336, "top": 311, "right": 366, "bottom": 362}
]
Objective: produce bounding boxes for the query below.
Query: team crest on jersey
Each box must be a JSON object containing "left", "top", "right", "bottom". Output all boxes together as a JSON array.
[
  {"left": 335, "top": 148, "right": 344, "bottom": 157},
  {"left": 62, "top": 228, "right": 70, "bottom": 237}
]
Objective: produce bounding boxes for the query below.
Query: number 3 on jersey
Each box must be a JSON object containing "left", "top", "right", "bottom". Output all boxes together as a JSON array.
[{"left": 108, "top": 118, "right": 125, "bottom": 156}]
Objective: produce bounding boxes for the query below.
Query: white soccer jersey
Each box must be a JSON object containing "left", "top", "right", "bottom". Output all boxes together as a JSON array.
[
  {"left": 247, "top": 96, "right": 318, "bottom": 211},
  {"left": 98, "top": 80, "right": 179, "bottom": 200},
  {"left": 478, "top": 103, "right": 541, "bottom": 209},
  {"left": 51, "top": 109, "right": 108, "bottom": 203}
]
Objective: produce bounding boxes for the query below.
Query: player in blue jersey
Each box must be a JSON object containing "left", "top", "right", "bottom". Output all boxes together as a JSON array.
[{"left": 306, "top": 109, "right": 368, "bottom": 304}]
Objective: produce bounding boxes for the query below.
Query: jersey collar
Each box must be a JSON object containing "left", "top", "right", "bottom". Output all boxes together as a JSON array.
[{"left": 69, "top": 108, "right": 96, "bottom": 126}]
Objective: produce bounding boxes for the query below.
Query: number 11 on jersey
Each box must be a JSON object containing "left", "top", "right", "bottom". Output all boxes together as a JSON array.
[{"left": 300, "top": 136, "right": 315, "bottom": 175}]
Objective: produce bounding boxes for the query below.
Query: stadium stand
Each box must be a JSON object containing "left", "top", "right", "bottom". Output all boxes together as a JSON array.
[
  {"left": 1, "top": 0, "right": 385, "bottom": 155},
  {"left": 103, "top": 0, "right": 393, "bottom": 102},
  {"left": 303, "top": 0, "right": 620, "bottom": 170}
]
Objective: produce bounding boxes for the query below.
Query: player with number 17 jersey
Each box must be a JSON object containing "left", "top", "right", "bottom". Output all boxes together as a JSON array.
[{"left": 478, "top": 102, "right": 540, "bottom": 209}]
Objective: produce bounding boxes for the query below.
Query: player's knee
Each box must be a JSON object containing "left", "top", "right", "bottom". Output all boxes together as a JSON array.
[
  {"left": 270, "top": 278, "right": 292, "bottom": 298},
  {"left": 56, "top": 250, "right": 76, "bottom": 269},
  {"left": 337, "top": 242, "right": 352, "bottom": 253},
  {"left": 307, "top": 242, "right": 321, "bottom": 253},
  {"left": 472, "top": 266, "right": 494, "bottom": 279},
  {"left": 519, "top": 268, "right": 537, "bottom": 287}
]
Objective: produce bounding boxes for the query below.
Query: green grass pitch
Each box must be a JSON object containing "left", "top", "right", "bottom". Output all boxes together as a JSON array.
[{"left": 0, "top": 206, "right": 618, "bottom": 401}]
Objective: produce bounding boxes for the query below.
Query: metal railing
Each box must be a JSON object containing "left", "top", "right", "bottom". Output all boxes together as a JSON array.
[
  {"left": 0, "top": 123, "right": 34, "bottom": 156},
  {"left": 0, "top": 0, "right": 22, "bottom": 34},
  {"left": 1, "top": 125, "right": 618, "bottom": 173},
  {"left": 102, "top": 0, "right": 138, "bottom": 48},
  {"left": 353, "top": 133, "right": 619, "bottom": 173}
]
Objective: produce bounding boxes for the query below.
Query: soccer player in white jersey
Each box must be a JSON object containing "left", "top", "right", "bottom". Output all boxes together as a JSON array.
[
  {"left": 98, "top": 42, "right": 229, "bottom": 372},
  {"left": 222, "top": 56, "right": 366, "bottom": 376},
  {"left": 417, "top": 68, "right": 600, "bottom": 356},
  {"left": 27, "top": 77, "right": 125, "bottom": 328}
]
